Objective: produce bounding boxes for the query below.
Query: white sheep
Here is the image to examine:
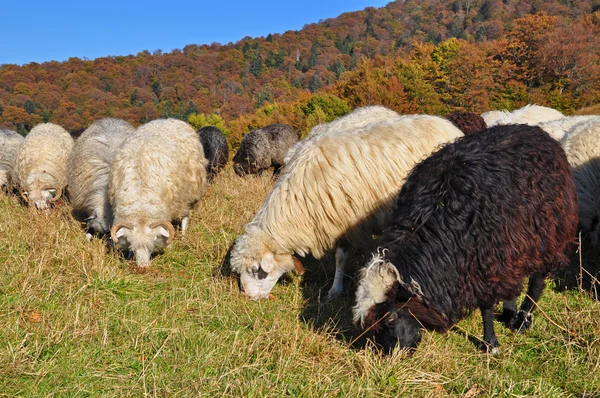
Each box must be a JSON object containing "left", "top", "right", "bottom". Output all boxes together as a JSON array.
[
  {"left": 230, "top": 115, "right": 464, "bottom": 300},
  {"left": 283, "top": 105, "right": 399, "bottom": 164},
  {"left": 481, "top": 104, "right": 564, "bottom": 127},
  {"left": 0, "top": 129, "right": 24, "bottom": 191},
  {"left": 560, "top": 118, "right": 600, "bottom": 244},
  {"left": 13, "top": 123, "right": 74, "bottom": 209},
  {"left": 67, "top": 118, "right": 135, "bottom": 240},
  {"left": 109, "top": 118, "right": 208, "bottom": 267},
  {"left": 538, "top": 115, "right": 600, "bottom": 141}
]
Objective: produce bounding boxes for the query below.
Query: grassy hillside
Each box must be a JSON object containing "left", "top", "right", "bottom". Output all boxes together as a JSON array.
[{"left": 1, "top": 169, "right": 599, "bottom": 396}]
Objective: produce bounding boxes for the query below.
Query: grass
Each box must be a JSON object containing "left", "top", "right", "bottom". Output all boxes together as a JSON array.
[{"left": 1, "top": 169, "right": 599, "bottom": 397}]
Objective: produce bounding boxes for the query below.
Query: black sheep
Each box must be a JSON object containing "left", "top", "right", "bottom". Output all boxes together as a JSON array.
[
  {"left": 233, "top": 124, "right": 297, "bottom": 176},
  {"left": 447, "top": 111, "right": 488, "bottom": 135},
  {"left": 353, "top": 124, "right": 578, "bottom": 354},
  {"left": 197, "top": 126, "right": 229, "bottom": 179}
]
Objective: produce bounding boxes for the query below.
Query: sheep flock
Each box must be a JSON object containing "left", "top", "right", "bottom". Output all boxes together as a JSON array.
[{"left": 2, "top": 103, "right": 600, "bottom": 357}]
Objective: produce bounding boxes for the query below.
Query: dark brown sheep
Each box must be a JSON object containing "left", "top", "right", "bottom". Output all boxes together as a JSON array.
[
  {"left": 354, "top": 124, "right": 578, "bottom": 355},
  {"left": 233, "top": 124, "right": 297, "bottom": 176},
  {"left": 447, "top": 111, "right": 487, "bottom": 135}
]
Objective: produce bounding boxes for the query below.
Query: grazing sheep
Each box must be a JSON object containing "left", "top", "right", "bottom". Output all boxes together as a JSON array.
[
  {"left": 283, "top": 105, "right": 399, "bottom": 164},
  {"left": 446, "top": 111, "right": 487, "bottom": 135},
  {"left": 13, "top": 123, "right": 74, "bottom": 209},
  {"left": 0, "top": 129, "right": 24, "bottom": 191},
  {"left": 197, "top": 126, "right": 229, "bottom": 179},
  {"left": 537, "top": 115, "right": 600, "bottom": 141},
  {"left": 561, "top": 118, "right": 600, "bottom": 244},
  {"left": 67, "top": 118, "right": 135, "bottom": 240},
  {"left": 353, "top": 124, "right": 578, "bottom": 355},
  {"left": 482, "top": 104, "right": 564, "bottom": 127},
  {"left": 109, "top": 118, "right": 208, "bottom": 267},
  {"left": 230, "top": 115, "right": 463, "bottom": 300},
  {"left": 233, "top": 124, "right": 297, "bottom": 176}
]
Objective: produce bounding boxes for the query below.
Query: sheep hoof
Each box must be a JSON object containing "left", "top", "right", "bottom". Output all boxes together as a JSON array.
[
  {"left": 480, "top": 340, "right": 500, "bottom": 354},
  {"left": 325, "top": 287, "right": 342, "bottom": 302},
  {"left": 85, "top": 233, "right": 93, "bottom": 242},
  {"left": 510, "top": 311, "right": 532, "bottom": 333},
  {"left": 499, "top": 308, "right": 517, "bottom": 327}
]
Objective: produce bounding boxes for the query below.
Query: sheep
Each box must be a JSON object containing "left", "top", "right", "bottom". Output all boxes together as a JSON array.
[
  {"left": 537, "top": 115, "right": 600, "bottom": 141},
  {"left": 67, "top": 118, "right": 135, "bottom": 240},
  {"left": 13, "top": 123, "right": 74, "bottom": 209},
  {"left": 446, "top": 111, "right": 487, "bottom": 135},
  {"left": 233, "top": 124, "right": 297, "bottom": 176},
  {"left": 353, "top": 124, "right": 578, "bottom": 355},
  {"left": 481, "top": 104, "right": 564, "bottom": 127},
  {"left": 283, "top": 105, "right": 399, "bottom": 164},
  {"left": 0, "top": 129, "right": 24, "bottom": 192},
  {"left": 560, "top": 118, "right": 600, "bottom": 244},
  {"left": 230, "top": 115, "right": 464, "bottom": 301},
  {"left": 109, "top": 118, "right": 208, "bottom": 267},
  {"left": 197, "top": 126, "right": 229, "bottom": 179}
]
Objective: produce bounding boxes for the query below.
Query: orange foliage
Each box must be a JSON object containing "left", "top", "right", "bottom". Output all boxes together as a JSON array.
[{"left": 0, "top": 0, "right": 598, "bottom": 136}]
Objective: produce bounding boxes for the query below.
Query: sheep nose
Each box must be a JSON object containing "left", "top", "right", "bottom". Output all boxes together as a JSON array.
[
  {"left": 256, "top": 268, "right": 269, "bottom": 280},
  {"left": 34, "top": 200, "right": 49, "bottom": 210}
]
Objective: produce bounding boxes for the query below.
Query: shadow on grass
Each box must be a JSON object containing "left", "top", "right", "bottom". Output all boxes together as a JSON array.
[
  {"left": 215, "top": 235, "right": 415, "bottom": 352},
  {"left": 554, "top": 237, "right": 600, "bottom": 300},
  {"left": 296, "top": 249, "right": 376, "bottom": 351}
]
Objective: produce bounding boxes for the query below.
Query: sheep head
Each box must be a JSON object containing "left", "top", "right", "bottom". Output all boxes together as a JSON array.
[
  {"left": 111, "top": 220, "right": 175, "bottom": 267},
  {"left": 230, "top": 226, "right": 299, "bottom": 300},
  {"left": 19, "top": 185, "right": 62, "bottom": 210},
  {"left": 354, "top": 254, "right": 440, "bottom": 355}
]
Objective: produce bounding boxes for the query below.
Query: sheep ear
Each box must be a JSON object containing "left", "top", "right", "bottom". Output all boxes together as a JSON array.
[
  {"left": 157, "top": 226, "right": 170, "bottom": 239},
  {"left": 260, "top": 252, "right": 275, "bottom": 273}
]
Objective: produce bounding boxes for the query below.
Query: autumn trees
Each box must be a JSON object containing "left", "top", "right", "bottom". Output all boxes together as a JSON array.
[{"left": 0, "top": 0, "right": 598, "bottom": 141}]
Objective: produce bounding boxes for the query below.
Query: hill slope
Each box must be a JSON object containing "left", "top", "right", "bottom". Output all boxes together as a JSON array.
[{"left": 0, "top": 0, "right": 599, "bottom": 140}]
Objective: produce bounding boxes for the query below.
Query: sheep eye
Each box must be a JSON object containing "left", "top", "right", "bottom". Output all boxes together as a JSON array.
[{"left": 386, "top": 312, "right": 398, "bottom": 325}]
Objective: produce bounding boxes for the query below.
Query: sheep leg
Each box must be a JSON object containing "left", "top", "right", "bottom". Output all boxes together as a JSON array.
[
  {"left": 499, "top": 298, "right": 518, "bottom": 326},
  {"left": 181, "top": 216, "right": 189, "bottom": 236},
  {"left": 510, "top": 272, "right": 546, "bottom": 332},
  {"left": 326, "top": 246, "right": 347, "bottom": 300},
  {"left": 480, "top": 304, "right": 499, "bottom": 354},
  {"left": 272, "top": 163, "right": 282, "bottom": 176}
]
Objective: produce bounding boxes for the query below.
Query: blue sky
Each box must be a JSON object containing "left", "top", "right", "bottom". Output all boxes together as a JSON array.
[{"left": 0, "top": 1, "right": 391, "bottom": 65}]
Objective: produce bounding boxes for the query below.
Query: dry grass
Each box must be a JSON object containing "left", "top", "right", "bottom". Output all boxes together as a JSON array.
[
  {"left": 574, "top": 104, "right": 600, "bottom": 115},
  {"left": 0, "top": 168, "right": 599, "bottom": 397}
]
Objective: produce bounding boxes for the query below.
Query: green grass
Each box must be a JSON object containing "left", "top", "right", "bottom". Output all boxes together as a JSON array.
[{"left": 1, "top": 170, "right": 599, "bottom": 397}]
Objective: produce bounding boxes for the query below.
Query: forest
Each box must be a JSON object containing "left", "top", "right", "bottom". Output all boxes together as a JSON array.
[{"left": 0, "top": 0, "right": 599, "bottom": 147}]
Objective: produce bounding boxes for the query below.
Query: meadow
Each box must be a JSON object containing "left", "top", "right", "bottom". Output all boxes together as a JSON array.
[{"left": 1, "top": 169, "right": 599, "bottom": 397}]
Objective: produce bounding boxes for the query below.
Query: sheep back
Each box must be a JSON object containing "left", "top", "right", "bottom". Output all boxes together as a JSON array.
[
  {"left": 561, "top": 119, "right": 600, "bottom": 243},
  {"left": 233, "top": 124, "right": 297, "bottom": 175},
  {"left": 67, "top": 118, "right": 135, "bottom": 234},
  {"left": 14, "top": 123, "right": 74, "bottom": 201},
  {"left": 109, "top": 118, "right": 208, "bottom": 223},
  {"left": 446, "top": 111, "right": 487, "bottom": 135},
  {"left": 284, "top": 105, "right": 399, "bottom": 164},
  {"left": 252, "top": 115, "right": 464, "bottom": 259},
  {"left": 0, "top": 129, "right": 24, "bottom": 188},
  {"left": 197, "top": 126, "right": 229, "bottom": 178},
  {"left": 354, "top": 124, "right": 578, "bottom": 332},
  {"left": 483, "top": 104, "right": 564, "bottom": 127}
]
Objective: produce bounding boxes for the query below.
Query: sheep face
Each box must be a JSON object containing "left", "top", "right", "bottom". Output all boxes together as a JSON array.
[
  {"left": 111, "top": 221, "right": 174, "bottom": 267},
  {"left": 233, "top": 159, "right": 259, "bottom": 176},
  {"left": 230, "top": 229, "right": 296, "bottom": 300},
  {"left": 19, "top": 172, "right": 62, "bottom": 210},
  {"left": 373, "top": 302, "right": 422, "bottom": 355}
]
